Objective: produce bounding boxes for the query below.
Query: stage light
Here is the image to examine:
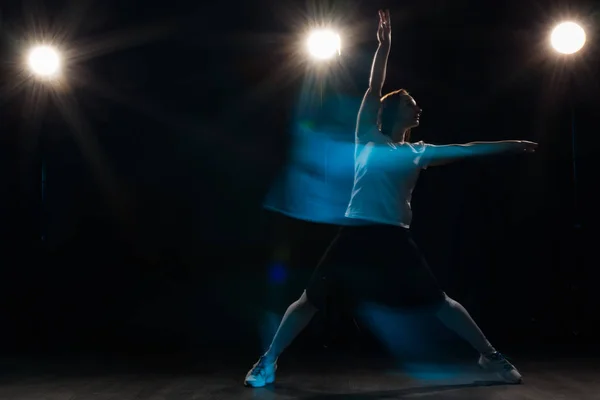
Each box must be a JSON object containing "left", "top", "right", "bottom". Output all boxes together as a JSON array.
[
  {"left": 307, "top": 29, "right": 341, "bottom": 60},
  {"left": 27, "top": 45, "right": 61, "bottom": 77},
  {"left": 551, "top": 22, "right": 586, "bottom": 54}
]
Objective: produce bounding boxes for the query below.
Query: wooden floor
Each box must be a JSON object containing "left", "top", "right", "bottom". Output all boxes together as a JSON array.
[{"left": 0, "top": 354, "right": 598, "bottom": 399}]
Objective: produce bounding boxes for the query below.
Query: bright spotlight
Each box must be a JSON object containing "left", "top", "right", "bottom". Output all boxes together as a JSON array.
[
  {"left": 27, "top": 45, "right": 61, "bottom": 77},
  {"left": 551, "top": 22, "right": 586, "bottom": 54},
  {"left": 307, "top": 30, "right": 341, "bottom": 60}
]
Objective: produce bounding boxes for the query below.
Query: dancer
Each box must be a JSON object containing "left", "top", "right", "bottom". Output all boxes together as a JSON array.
[{"left": 245, "top": 9, "right": 536, "bottom": 388}]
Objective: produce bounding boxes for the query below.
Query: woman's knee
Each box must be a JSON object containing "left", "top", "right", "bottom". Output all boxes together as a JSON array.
[
  {"left": 432, "top": 292, "right": 453, "bottom": 313},
  {"left": 442, "top": 293, "right": 463, "bottom": 308},
  {"left": 299, "top": 290, "right": 319, "bottom": 312},
  {"left": 435, "top": 292, "right": 468, "bottom": 315}
]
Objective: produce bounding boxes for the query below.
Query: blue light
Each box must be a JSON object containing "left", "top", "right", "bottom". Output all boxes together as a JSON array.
[{"left": 268, "top": 263, "right": 288, "bottom": 284}]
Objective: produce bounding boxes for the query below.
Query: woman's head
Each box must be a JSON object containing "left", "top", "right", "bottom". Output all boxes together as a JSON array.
[{"left": 378, "top": 89, "right": 422, "bottom": 142}]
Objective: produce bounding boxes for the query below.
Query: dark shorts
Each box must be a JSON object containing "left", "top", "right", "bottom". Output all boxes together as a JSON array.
[{"left": 305, "top": 223, "right": 446, "bottom": 312}]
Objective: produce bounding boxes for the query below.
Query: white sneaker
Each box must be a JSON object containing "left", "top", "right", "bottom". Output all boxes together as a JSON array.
[
  {"left": 244, "top": 356, "right": 277, "bottom": 388},
  {"left": 478, "top": 352, "right": 522, "bottom": 384}
]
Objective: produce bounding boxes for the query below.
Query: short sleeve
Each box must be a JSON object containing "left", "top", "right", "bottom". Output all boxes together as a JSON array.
[{"left": 411, "top": 141, "right": 435, "bottom": 169}]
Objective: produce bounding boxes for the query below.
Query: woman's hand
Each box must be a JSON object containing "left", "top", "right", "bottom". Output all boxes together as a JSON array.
[
  {"left": 377, "top": 9, "right": 391, "bottom": 45},
  {"left": 508, "top": 140, "right": 538, "bottom": 153}
]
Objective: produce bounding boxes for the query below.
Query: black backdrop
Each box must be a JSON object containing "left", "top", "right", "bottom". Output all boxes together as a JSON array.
[{"left": 0, "top": 0, "right": 598, "bottom": 358}]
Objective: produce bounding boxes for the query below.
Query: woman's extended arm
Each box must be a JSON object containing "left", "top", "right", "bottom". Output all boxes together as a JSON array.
[{"left": 427, "top": 140, "right": 538, "bottom": 167}]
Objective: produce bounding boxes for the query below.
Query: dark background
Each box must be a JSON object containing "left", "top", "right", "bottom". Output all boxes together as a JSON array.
[{"left": 0, "top": 0, "right": 598, "bottom": 361}]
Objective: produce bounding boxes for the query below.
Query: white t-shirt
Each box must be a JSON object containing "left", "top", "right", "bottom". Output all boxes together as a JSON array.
[{"left": 345, "top": 129, "right": 433, "bottom": 228}]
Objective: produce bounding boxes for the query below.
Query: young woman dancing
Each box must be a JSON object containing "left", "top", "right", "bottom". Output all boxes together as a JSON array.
[{"left": 245, "top": 9, "right": 536, "bottom": 387}]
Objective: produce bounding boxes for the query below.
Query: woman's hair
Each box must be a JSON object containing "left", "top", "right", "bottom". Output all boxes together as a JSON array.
[{"left": 378, "top": 88, "right": 411, "bottom": 142}]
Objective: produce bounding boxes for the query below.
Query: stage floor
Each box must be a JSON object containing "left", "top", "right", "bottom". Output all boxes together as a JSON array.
[{"left": 0, "top": 353, "right": 598, "bottom": 399}]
